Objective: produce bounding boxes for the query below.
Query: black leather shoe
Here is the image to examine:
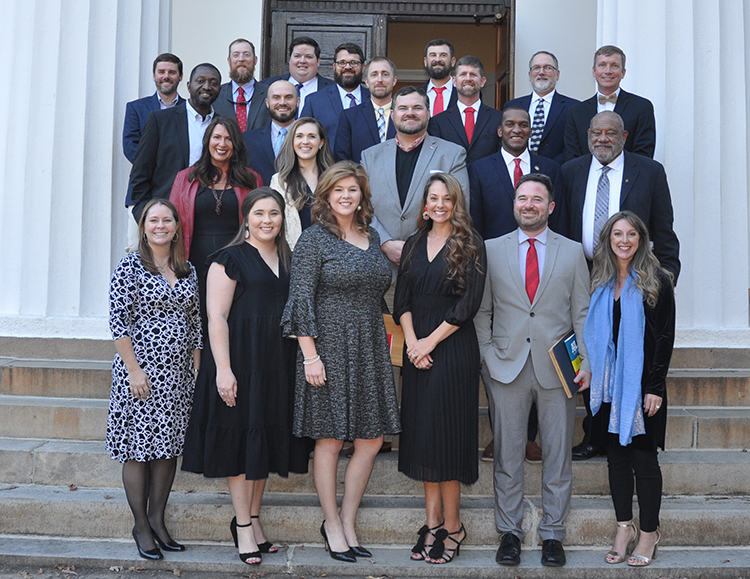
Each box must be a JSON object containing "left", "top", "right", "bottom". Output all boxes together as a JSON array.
[
  {"left": 349, "top": 545, "right": 372, "bottom": 557},
  {"left": 541, "top": 539, "right": 566, "bottom": 567},
  {"left": 572, "top": 443, "right": 603, "bottom": 461},
  {"left": 495, "top": 532, "right": 521, "bottom": 566}
]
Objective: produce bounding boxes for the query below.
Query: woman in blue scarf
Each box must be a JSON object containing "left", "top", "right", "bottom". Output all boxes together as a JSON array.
[{"left": 583, "top": 211, "right": 675, "bottom": 567}]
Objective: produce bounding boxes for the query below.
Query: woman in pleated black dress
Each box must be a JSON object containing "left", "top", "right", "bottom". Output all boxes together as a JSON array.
[{"left": 394, "top": 173, "right": 486, "bottom": 565}]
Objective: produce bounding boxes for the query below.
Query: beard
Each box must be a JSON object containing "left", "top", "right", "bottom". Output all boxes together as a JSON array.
[
  {"left": 334, "top": 69, "right": 362, "bottom": 89},
  {"left": 230, "top": 66, "right": 253, "bottom": 85},
  {"left": 394, "top": 116, "right": 428, "bottom": 135},
  {"left": 269, "top": 106, "right": 297, "bottom": 124},
  {"left": 589, "top": 136, "right": 625, "bottom": 165},
  {"left": 531, "top": 77, "right": 555, "bottom": 94},
  {"left": 426, "top": 62, "right": 451, "bottom": 80}
]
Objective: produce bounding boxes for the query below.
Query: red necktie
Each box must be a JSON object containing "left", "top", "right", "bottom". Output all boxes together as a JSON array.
[
  {"left": 433, "top": 86, "right": 446, "bottom": 115},
  {"left": 236, "top": 86, "right": 247, "bottom": 132},
  {"left": 513, "top": 158, "right": 523, "bottom": 187},
  {"left": 464, "top": 106, "right": 475, "bottom": 143},
  {"left": 526, "top": 238, "right": 539, "bottom": 302}
]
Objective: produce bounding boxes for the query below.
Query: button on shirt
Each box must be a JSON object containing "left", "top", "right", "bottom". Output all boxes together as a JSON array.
[
  {"left": 426, "top": 80, "right": 454, "bottom": 116},
  {"left": 500, "top": 147, "right": 531, "bottom": 183},
  {"left": 518, "top": 227, "right": 548, "bottom": 281},
  {"left": 596, "top": 87, "right": 620, "bottom": 113},
  {"left": 337, "top": 85, "right": 362, "bottom": 109},
  {"left": 186, "top": 100, "right": 215, "bottom": 165},
  {"left": 527, "top": 89, "right": 555, "bottom": 124},
  {"left": 293, "top": 75, "right": 318, "bottom": 114},
  {"left": 582, "top": 151, "right": 625, "bottom": 259},
  {"left": 157, "top": 95, "right": 180, "bottom": 109}
]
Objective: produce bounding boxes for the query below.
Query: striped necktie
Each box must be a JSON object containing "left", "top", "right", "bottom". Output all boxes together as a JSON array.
[{"left": 377, "top": 108, "right": 386, "bottom": 142}]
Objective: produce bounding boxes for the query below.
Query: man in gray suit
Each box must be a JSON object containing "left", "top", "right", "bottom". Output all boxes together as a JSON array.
[
  {"left": 361, "top": 85, "right": 469, "bottom": 274},
  {"left": 475, "top": 173, "right": 591, "bottom": 567}
]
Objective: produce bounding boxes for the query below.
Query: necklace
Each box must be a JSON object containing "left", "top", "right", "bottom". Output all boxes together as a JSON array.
[
  {"left": 211, "top": 180, "right": 228, "bottom": 215},
  {"left": 154, "top": 259, "right": 169, "bottom": 274}
]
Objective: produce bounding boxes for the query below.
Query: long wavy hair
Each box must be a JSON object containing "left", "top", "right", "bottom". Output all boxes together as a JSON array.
[
  {"left": 189, "top": 116, "right": 258, "bottom": 190},
  {"left": 311, "top": 161, "right": 374, "bottom": 239},
  {"left": 137, "top": 199, "right": 192, "bottom": 278},
  {"left": 401, "top": 173, "right": 481, "bottom": 295},
  {"left": 590, "top": 210, "right": 672, "bottom": 307},
  {"left": 225, "top": 187, "right": 292, "bottom": 272},
  {"left": 275, "top": 117, "right": 334, "bottom": 210}
]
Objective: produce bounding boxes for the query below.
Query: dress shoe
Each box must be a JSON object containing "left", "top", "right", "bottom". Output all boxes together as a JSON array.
[
  {"left": 495, "top": 532, "right": 521, "bottom": 566},
  {"left": 132, "top": 528, "right": 163, "bottom": 561},
  {"left": 320, "top": 521, "right": 357, "bottom": 563},
  {"left": 525, "top": 440, "right": 542, "bottom": 462},
  {"left": 150, "top": 526, "right": 185, "bottom": 552},
  {"left": 541, "top": 539, "right": 566, "bottom": 567},
  {"left": 481, "top": 439, "right": 494, "bottom": 462},
  {"left": 349, "top": 545, "right": 372, "bottom": 557},
  {"left": 572, "top": 443, "right": 603, "bottom": 461}
]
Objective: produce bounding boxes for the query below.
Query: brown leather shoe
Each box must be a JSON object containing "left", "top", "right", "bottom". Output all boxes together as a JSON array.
[
  {"left": 525, "top": 440, "right": 542, "bottom": 462},
  {"left": 481, "top": 439, "right": 494, "bottom": 462}
]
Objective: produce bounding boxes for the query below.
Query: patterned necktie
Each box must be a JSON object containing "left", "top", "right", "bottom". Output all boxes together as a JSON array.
[
  {"left": 464, "top": 106, "right": 475, "bottom": 143},
  {"left": 377, "top": 107, "right": 386, "bottom": 142},
  {"left": 433, "top": 86, "right": 446, "bottom": 115},
  {"left": 346, "top": 93, "right": 357, "bottom": 108},
  {"left": 593, "top": 166, "right": 612, "bottom": 248},
  {"left": 526, "top": 238, "right": 539, "bottom": 302},
  {"left": 529, "top": 98, "right": 545, "bottom": 152},
  {"left": 273, "top": 127, "right": 287, "bottom": 157},
  {"left": 236, "top": 86, "right": 247, "bottom": 132},
  {"left": 513, "top": 158, "right": 523, "bottom": 187}
]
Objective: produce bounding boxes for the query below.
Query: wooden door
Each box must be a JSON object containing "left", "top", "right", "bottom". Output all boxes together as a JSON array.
[{"left": 494, "top": 4, "right": 513, "bottom": 108}]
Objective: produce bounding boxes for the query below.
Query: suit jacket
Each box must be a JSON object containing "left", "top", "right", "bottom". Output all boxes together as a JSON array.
[
  {"left": 505, "top": 91, "right": 579, "bottom": 166},
  {"left": 420, "top": 81, "right": 458, "bottom": 114},
  {"left": 213, "top": 81, "right": 270, "bottom": 133},
  {"left": 243, "top": 123, "right": 277, "bottom": 186},
  {"left": 428, "top": 103, "right": 501, "bottom": 165},
  {"left": 300, "top": 84, "right": 371, "bottom": 152},
  {"left": 564, "top": 89, "right": 656, "bottom": 161},
  {"left": 475, "top": 229, "right": 591, "bottom": 388},
  {"left": 333, "top": 100, "right": 396, "bottom": 162},
  {"left": 128, "top": 101, "right": 191, "bottom": 222},
  {"left": 560, "top": 152, "right": 680, "bottom": 281},
  {"left": 469, "top": 151, "right": 563, "bottom": 241}
]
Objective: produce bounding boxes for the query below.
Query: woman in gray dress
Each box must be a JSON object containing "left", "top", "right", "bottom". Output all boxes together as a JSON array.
[{"left": 282, "top": 161, "right": 401, "bottom": 563}]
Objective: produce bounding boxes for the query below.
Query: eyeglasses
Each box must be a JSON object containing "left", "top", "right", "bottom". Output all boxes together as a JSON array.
[
  {"left": 334, "top": 60, "right": 362, "bottom": 68},
  {"left": 530, "top": 65, "right": 557, "bottom": 73}
]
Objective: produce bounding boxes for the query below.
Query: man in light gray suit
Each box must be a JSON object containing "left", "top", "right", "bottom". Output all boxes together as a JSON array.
[
  {"left": 361, "top": 85, "right": 469, "bottom": 275},
  {"left": 475, "top": 173, "right": 591, "bottom": 568}
]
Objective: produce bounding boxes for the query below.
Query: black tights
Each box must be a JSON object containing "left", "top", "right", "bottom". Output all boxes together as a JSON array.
[
  {"left": 606, "top": 444, "right": 662, "bottom": 533},
  {"left": 122, "top": 457, "right": 178, "bottom": 550}
]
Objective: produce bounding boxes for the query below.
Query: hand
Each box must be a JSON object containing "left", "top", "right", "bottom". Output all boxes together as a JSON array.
[
  {"left": 381, "top": 240, "right": 405, "bottom": 265},
  {"left": 574, "top": 370, "right": 591, "bottom": 391},
  {"left": 128, "top": 367, "right": 151, "bottom": 400},
  {"left": 216, "top": 369, "right": 238, "bottom": 407},
  {"left": 406, "top": 338, "right": 434, "bottom": 370},
  {"left": 305, "top": 359, "right": 326, "bottom": 387},
  {"left": 643, "top": 393, "right": 663, "bottom": 417}
]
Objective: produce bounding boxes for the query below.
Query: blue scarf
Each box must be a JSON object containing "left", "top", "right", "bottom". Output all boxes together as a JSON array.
[{"left": 583, "top": 272, "right": 646, "bottom": 446}]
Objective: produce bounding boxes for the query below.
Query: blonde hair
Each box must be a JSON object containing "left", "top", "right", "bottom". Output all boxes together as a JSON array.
[{"left": 311, "top": 161, "right": 374, "bottom": 239}]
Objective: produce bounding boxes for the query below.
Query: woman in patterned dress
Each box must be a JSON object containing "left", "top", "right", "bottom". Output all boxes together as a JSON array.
[
  {"left": 282, "top": 161, "right": 401, "bottom": 563},
  {"left": 107, "top": 199, "right": 201, "bottom": 560}
]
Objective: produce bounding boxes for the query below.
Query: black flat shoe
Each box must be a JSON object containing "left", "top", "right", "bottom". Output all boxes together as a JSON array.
[
  {"left": 132, "top": 528, "right": 163, "bottom": 560},
  {"left": 572, "top": 443, "right": 603, "bottom": 461},
  {"left": 496, "top": 532, "right": 521, "bottom": 566},
  {"left": 229, "top": 517, "right": 261, "bottom": 565},
  {"left": 349, "top": 545, "right": 372, "bottom": 557},
  {"left": 541, "top": 539, "right": 566, "bottom": 567},
  {"left": 151, "top": 527, "right": 185, "bottom": 551},
  {"left": 320, "top": 521, "right": 356, "bottom": 563}
]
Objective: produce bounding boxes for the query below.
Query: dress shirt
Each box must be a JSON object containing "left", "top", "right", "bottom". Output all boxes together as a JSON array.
[
  {"left": 457, "top": 98, "right": 481, "bottom": 127},
  {"left": 186, "top": 100, "right": 215, "bottom": 165},
  {"left": 527, "top": 89, "right": 555, "bottom": 124},
  {"left": 500, "top": 147, "right": 531, "bottom": 184},
  {"left": 582, "top": 151, "right": 625, "bottom": 259},
  {"left": 596, "top": 87, "right": 621, "bottom": 113},
  {"left": 372, "top": 99, "right": 392, "bottom": 135},
  {"left": 292, "top": 75, "right": 318, "bottom": 114},
  {"left": 271, "top": 121, "right": 291, "bottom": 156},
  {"left": 337, "top": 85, "right": 362, "bottom": 109},
  {"left": 157, "top": 94, "right": 179, "bottom": 109},
  {"left": 426, "top": 80, "right": 454, "bottom": 116},
  {"left": 232, "top": 79, "right": 256, "bottom": 104},
  {"left": 518, "top": 227, "right": 548, "bottom": 281}
]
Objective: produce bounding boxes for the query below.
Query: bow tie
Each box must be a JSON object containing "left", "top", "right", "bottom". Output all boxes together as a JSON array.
[{"left": 598, "top": 93, "right": 617, "bottom": 105}]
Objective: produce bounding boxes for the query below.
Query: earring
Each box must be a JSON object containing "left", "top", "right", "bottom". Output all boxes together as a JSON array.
[
  {"left": 143, "top": 233, "right": 148, "bottom": 240},
  {"left": 423, "top": 205, "right": 430, "bottom": 220},
  {"left": 244, "top": 227, "right": 250, "bottom": 239},
  {"left": 357, "top": 205, "right": 362, "bottom": 211},
  {"left": 172, "top": 233, "right": 178, "bottom": 242}
]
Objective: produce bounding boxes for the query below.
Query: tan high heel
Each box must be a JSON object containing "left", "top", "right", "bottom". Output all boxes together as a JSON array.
[
  {"left": 604, "top": 520, "right": 638, "bottom": 564},
  {"left": 627, "top": 529, "right": 660, "bottom": 567}
]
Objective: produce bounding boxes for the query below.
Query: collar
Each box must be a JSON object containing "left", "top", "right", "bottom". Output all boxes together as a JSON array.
[
  {"left": 337, "top": 84, "right": 362, "bottom": 101},
  {"left": 427, "top": 79, "right": 452, "bottom": 93},
  {"left": 396, "top": 132, "right": 427, "bottom": 152},
  {"left": 186, "top": 100, "right": 214, "bottom": 122},
  {"left": 518, "top": 226, "right": 549, "bottom": 245},
  {"left": 596, "top": 87, "right": 621, "bottom": 101},
  {"left": 292, "top": 75, "right": 317, "bottom": 88},
  {"left": 591, "top": 150, "right": 625, "bottom": 172},
  {"left": 372, "top": 99, "right": 392, "bottom": 114},
  {"left": 501, "top": 147, "right": 531, "bottom": 166},
  {"left": 457, "top": 98, "right": 481, "bottom": 114},
  {"left": 232, "top": 79, "right": 255, "bottom": 96},
  {"left": 157, "top": 93, "right": 179, "bottom": 108},
  {"left": 532, "top": 89, "right": 556, "bottom": 103}
]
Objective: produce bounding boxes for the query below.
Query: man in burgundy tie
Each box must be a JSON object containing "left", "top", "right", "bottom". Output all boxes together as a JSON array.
[
  {"left": 420, "top": 38, "right": 456, "bottom": 116},
  {"left": 475, "top": 173, "right": 591, "bottom": 568}
]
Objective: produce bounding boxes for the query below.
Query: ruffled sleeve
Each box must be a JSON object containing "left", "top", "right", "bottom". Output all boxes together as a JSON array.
[
  {"left": 444, "top": 232, "right": 487, "bottom": 326},
  {"left": 281, "top": 226, "right": 322, "bottom": 337},
  {"left": 186, "top": 264, "right": 203, "bottom": 350},
  {"left": 109, "top": 253, "right": 140, "bottom": 341}
]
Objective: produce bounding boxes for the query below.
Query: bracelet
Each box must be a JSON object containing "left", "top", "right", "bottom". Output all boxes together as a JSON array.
[
  {"left": 303, "top": 354, "right": 319, "bottom": 361},
  {"left": 303, "top": 355, "right": 321, "bottom": 365}
]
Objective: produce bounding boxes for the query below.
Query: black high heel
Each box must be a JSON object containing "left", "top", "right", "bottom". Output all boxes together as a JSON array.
[
  {"left": 427, "top": 522, "right": 466, "bottom": 564},
  {"left": 150, "top": 526, "right": 185, "bottom": 552},
  {"left": 250, "top": 515, "right": 279, "bottom": 553},
  {"left": 132, "top": 528, "right": 163, "bottom": 560},
  {"left": 230, "top": 517, "right": 261, "bottom": 565},
  {"left": 349, "top": 545, "right": 372, "bottom": 557},
  {"left": 320, "top": 521, "right": 356, "bottom": 563},
  {"left": 411, "top": 520, "right": 443, "bottom": 561}
]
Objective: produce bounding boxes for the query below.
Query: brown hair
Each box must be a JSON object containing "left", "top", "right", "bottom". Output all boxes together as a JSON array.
[
  {"left": 311, "top": 161, "right": 374, "bottom": 239},
  {"left": 189, "top": 116, "right": 257, "bottom": 190},
  {"left": 137, "top": 199, "right": 192, "bottom": 278}
]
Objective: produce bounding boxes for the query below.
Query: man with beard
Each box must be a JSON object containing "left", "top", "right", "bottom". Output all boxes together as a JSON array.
[
  {"left": 429, "top": 55, "right": 501, "bottom": 164},
  {"left": 421, "top": 38, "right": 458, "bottom": 116},
  {"left": 360, "top": 86, "right": 469, "bottom": 279},
  {"left": 243, "top": 80, "right": 299, "bottom": 185},
  {"left": 334, "top": 57, "right": 398, "bottom": 162},
  {"left": 213, "top": 38, "right": 270, "bottom": 133},
  {"left": 505, "top": 51, "right": 579, "bottom": 166},
  {"left": 300, "top": 42, "right": 369, "bottom": 151},
  {"left": 129, "top": 63, "right": 221, "bottom": 222},
  {"left": 476, "top": 173, "right": 591, "bottom": 568},
  {"left": 561, "top": 111, "right": 679, "bottom": 461}
]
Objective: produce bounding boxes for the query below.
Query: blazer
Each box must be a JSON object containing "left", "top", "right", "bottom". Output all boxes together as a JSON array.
[
  {"left": 564, "top": 89, "right": 656, "bottom": 161},
  {"left": 213, "top": 81, "right": 270, "bottom": 133},
  {"left": 469, "top": 151, "right": 563, "bottom": 241},
  {"left": 428, "top": 103, "right": 502, "bottom": 165},
  {"left": 300, "top": 84, "right": 371, "bottom": 151},
  {"left": 420, "top": 81, "right": 458, "bottom": 114},
  {"left": 333, "top": 100, "right": 396, "bottom": 162},
  {"left": 243, "top": 123, "right": 277, "bottom": 186},
  {"left": 560, "top": 151, "right": 680, "bottom": 282},
  {"left": 475, "top": 229, "right": 591, "bottom": 388},
  {"left": 128, "top": 101, "right": 191, "bottom": 222},
  {"left": 505, "top": 91, "right": 579, "bottom": 166}
]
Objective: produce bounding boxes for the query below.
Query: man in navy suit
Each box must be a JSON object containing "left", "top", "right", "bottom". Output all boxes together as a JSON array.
[
  {"left": 505, "top": 51, "right": 579, "bottom": 166},
  {"left": 243, "top": 80, "right": 299, "bottom": 185},
  {"left": 429, "top": 55, "right": 501, "bottom": 165},
  {"left": 420, "top": 38, "right": 458, "bottom": 116},
  {"left": 300, "top": 42, "right": 369, "bottom": 152},
  {"left": 564, "top": 45, "right": 656, "bottom": 161},
  {"left": 213, "top": 39, "right": 270, "bottom": 133},
  {"left": 262, "top": 36, "right": 334, "bottom": 114},
  {"left": 334, "top": 57, "right": 397, "bottom": 162}
]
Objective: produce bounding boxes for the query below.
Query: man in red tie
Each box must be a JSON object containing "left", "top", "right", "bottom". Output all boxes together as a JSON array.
[{"left": 420, "top": 39, "right": 457, "bottom": 116}]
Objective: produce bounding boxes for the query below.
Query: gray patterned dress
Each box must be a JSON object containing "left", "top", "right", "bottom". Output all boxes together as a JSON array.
[{"left": 281, "top": 224, "right": 401, "bottom": 440}]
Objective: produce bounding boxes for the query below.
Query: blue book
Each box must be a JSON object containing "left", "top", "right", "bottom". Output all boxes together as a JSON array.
[{"left": 549, "top": 330, "right": 581, "bottom": 398}]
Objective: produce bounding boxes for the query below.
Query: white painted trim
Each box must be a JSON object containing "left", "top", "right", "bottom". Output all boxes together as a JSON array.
[{"left": 0, "top": 316, "right": 110, "bottom": 340}]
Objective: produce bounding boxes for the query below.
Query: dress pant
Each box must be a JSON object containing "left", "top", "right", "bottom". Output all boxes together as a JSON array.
[{"left": 606, "top": 444, "right": 662, "bottom": 532}]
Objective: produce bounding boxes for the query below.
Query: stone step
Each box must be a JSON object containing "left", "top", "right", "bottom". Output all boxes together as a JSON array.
[
  {"left": 2, "top": 438, "right": 749, "bottom": 496},
  {"left": 1, "top": 483, "right": 748, "bottom": 547}
]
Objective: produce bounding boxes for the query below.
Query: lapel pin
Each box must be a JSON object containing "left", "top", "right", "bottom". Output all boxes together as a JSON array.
[
  {"left": 534, "top": 166, "right": 539, "bottom": 171},
  {"left": 625, "top": 179, "right": 629, "bottom": 183}
]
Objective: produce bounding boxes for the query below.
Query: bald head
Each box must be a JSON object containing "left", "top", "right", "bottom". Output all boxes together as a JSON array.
[{"left": 266, "top": 80, "right": 299, "bottom": 125}]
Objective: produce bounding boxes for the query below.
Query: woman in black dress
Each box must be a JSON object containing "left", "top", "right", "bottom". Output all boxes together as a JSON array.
[
  {"left": 583, "top": 211, "right": 675, "bottom": 567},
  {"left": 182, "top": 188, "right": 307, "bottom": 565},
  {"left": 394, "top": 173, "right": 486, "bottom": 564}
]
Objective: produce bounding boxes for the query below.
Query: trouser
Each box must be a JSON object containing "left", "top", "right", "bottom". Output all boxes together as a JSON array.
[{"left": 606, "top": 444, "right": 662, "bottom": 532}]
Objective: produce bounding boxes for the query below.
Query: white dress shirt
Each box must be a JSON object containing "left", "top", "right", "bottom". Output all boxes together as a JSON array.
[
  {"left": 291, "top": 75, "right": 318, "bottom": 114},
  {"left": 426, "top": 79, "right": 454, "bottom": 116},
  {"left": 157, "top": 94, "right": 180, "bottom": 109},
  {"left": 596, "top": 87, "right": 621, "bottom": 113},
  {"left": 457, "top": 98, "right": 481, "bottom": 127},
  {"left": 185, "top": 100, "right": 215, "bottom": 165},
  {"left": 500, "top": 147, "right": 531, "bottom": 184},
  {"left": 232, "top": 79, "right": 256, "bottom": 104},
  {"left": 337, "top": 85, "right": 362, "bottom": 109},
  {"left": 518, "top": 227, "right": 548, "bottom": 281},
  {"left": 527, "top": 89, "right": 555, "bottom": 124},
  {"left": 582, "top": 151, "right": 625, "bottom": 259}
]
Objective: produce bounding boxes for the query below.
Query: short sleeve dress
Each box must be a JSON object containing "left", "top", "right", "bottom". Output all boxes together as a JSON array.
[
  {"left": 106, "top": 251, "right": 202, "bottom": 463},
  {"left": 281, "top": 224, "right": 401, "bottom": 441},
  {"left": 393, "top": 233, "right": 487, "bottom": 484},
  {"left": 182, "top": 243, "right": 309, "bottom": 479}
]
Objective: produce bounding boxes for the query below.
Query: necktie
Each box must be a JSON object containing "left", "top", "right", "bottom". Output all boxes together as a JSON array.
[
  {"left": 464, "top": 106, "right": 475, "bottom": 143},
  {"left": 236, "top": 86, "right": 247, "bottom": 132},
  {"left": 346, "top": 93, "right": 357, "bottom": 108},
  {"left": 273, "top": 127, "right": 287, "bottom": 157},
  {"left": 526, "top": 238, "right": 539, "bottom": 302},
  {"left": 377, "top": 107, "right": 386, "bottom": 142},
  {"left": 513, "top": 158, "right": 523, "bottom": 187},
  {"left": 433, "top": 86, "right": 446, "bottom": 115},
  {"left": 598, "top": 93, "right": 617, "bottom": 105},
  {"left": 295, "top": 83, "right": 304, "bottom": 117},
  {"left": 529, "top": 98, "right": 545, "bottom": 152},
  {"left": 593, "top": 166, "right": 612, "bottom": 248}
]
